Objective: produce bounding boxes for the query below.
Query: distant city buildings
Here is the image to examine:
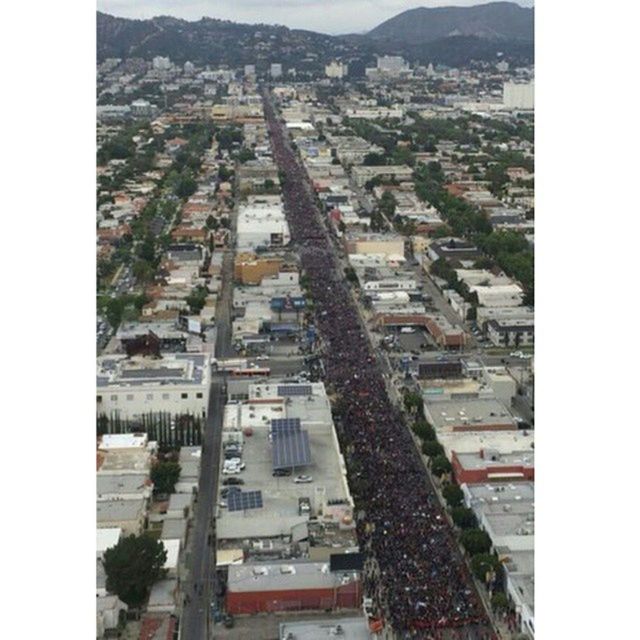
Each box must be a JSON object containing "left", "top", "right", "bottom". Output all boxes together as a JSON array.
[
  {"left": 152, "top": 56, "right": 172, "bottom": 71},
  {"left": 325, "top": 60, "right": 348, "bottom": 79},
  {"left": 270, "top": 62, "right": 283, "bottom": 78},
  {"left": 503, "top": 80, "right": 534, "bottom": 110}
]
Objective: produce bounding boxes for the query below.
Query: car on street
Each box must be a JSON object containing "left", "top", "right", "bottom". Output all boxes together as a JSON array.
[{"left": 294, "top": 475, "right": 313, "bottom": 483}]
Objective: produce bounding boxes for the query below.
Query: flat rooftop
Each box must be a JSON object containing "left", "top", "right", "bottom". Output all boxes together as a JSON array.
[
  {"left": 97, "top": 498, "right": 145, "bottom": 524},
  {"left": 227, "top": 560, "right": 358, "bottom": 593},
  {"left": 216, "top": 422, "right": 351, "bottom": 540},
  {"left": 97, "top": 353, "right": 208, "bottom": 388},
  {"left": 438, "top": 430, "right": 534, "bottom": 460},
  {"left": 424, "top": 397, "right": 517, "bottom": 431},
  {"left": 279, "top": 617, "right": 371, "bottom": 640},
  {"left": 97, "top": 473, "right": 151, "bottom": 498},
  {"left": 455, "top": 449, "right": 535, "bottom": 472}
]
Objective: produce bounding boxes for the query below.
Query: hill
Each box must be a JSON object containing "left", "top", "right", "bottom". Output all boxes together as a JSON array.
[
  {"left": 368, "top": 2, "right": 534, "bottom": 44},
  {"left": 96, "top": 8, "right": 533, "bottom": 70}
]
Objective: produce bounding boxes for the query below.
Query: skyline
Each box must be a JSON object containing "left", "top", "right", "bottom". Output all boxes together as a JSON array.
[{"left": 97, "top": 0, "right": 534, "bottom": 36}]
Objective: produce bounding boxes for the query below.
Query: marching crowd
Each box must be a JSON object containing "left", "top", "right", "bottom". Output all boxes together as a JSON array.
[{"left": 263, "top": 94, "right": 494, "bottom": 639}]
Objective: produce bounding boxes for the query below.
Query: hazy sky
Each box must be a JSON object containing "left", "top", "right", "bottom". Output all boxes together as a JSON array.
[{"left": 97, "top": 1, "right": 534, "bottom": 36}]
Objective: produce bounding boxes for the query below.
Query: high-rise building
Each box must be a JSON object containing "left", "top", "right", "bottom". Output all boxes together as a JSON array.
[
  {"left": 244, "top": 64, "right": 256, "bottom": 77},
  {"left": 183, "top": 61, "right": 195, "bottom": 75},
  {"left": 496, "top": 60, "right": 509, "bottom": 73},
  {"left": 325, "top": 60, "right": 348, "bottom": 79},
  {"left": 270, "top": 63, "right": 283, "bottom": 78},
  {"left": 503, "top": 81, "right": 534, "bottom": 110}
]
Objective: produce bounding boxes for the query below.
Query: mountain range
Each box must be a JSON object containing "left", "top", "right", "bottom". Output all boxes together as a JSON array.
[{"left": 97, "top": 2, "right": 534, "bottom": 70}]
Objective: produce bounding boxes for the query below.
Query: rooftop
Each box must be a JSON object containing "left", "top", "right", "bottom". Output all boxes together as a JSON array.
[
  {"left": 424, "top": 396, "right": 517, "bottom": 431},
  {"left": 227, "top": 560, "right": 359, "bottom": 593},
  {"left": 278, "top": 617, "right": 371, "bottom": 640}
]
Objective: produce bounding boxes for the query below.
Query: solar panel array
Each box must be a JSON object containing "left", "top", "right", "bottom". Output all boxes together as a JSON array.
[
  {"left": 277, "top": 385, "right": 313, "bottom": 397},
  {"left": 227, "top": 490, "right": 264, "bottom": 512},
  {"left": 271, "top": 418, "right": 301, "bottom": 434},
  {"left": 272, "top": 431, "right": 312, "bottom": 469}
]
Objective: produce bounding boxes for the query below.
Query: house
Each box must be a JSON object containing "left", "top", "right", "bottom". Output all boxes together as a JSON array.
[{"left": 96, "top": 595, "right": 128, "bottom": 638}]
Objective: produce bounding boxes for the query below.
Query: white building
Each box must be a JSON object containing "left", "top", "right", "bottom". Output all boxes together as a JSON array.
[
  {"left": 152, "top": 56, "right": 172, "bottom": 71},
  {"left": 325, "top": 60, "right": 348, "bottom": 79},
  {"left": 270, "top": 63, "right": 283, "bottom": 78},
  {"left": 183, "top": 61, "right": 195, "bottom": 75},
  {"left": 236, "top": 200, "right": 290, "bottom": 250},
  {"left": 503, "top": 81, "right": 534, "bottom": 110},
  {"left": 96, "top": 353, "right": 211, "bottom": 419},
  {"left": 130, "top": 99, "right": 154, "bottom": 118},
  {"left": 244, "top": 64, "right": 256, "bottom": 77}
]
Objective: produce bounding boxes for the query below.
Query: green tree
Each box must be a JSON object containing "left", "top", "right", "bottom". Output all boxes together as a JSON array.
[
  {"left": 403, "top": 391, "right": 423, "bottom": 415},
  {"left": 186, "top": 286, "right": 208, "bottom": 313},
  {"left": 150, "top": 461, "right": 181, "bottom": 494},
  {"left": 451, "top": 506, "right": 477, "bottom": 529},
  {"left": 362, "top": 152, "right": 387, "bottom": 166},
  {"left": 206, "top": 214, "right": 219, "bottom": 230},
  {"left": 442, "top": 484, "right": 464, "bottom": 508},
  {"left": 132, "top": 260, "right": 155, "bottom": 284},
  {"left": 431, "top": 454, "right": 452, "bottom": 477},
  {"left": 460, "top": 529, "right": 492, "bottom": 556},
  {"left": 422, "top": 440, "right": 444, "bottom": 458},
  {"left": 470, "top": 553, "right": 501, "bottom": 582},
  {"left": 103, "top": 534, "right": 167, "bottom": 608},
  {"left": 412, "top": 419, "right": 436, "bottom": 441},
  {"left": 237, "top": 147, "right": 256, "bottom": 163},
  {"left": 491, "top": 591, "right": 510, "bottom": 611}
]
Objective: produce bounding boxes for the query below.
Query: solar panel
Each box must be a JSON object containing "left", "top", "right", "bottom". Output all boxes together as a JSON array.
[
  {"left": 277, "top": 385, "right": 313, "bottom": 397},
  {"left": 227, "top": 490, "right": 264, "bottom": 512},
  {"left": 271, "top": 418, "right": 301, "bottom": 434},
  {"left": 272, "top": 431, "right": 312, "bottom": 469}
]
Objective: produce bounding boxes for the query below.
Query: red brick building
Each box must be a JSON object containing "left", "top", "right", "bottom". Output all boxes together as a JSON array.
[
  {"left": 226, "top": 561, "right": 361, "bottom": 615},
  {"left": 452, "top": 449, "right": 535, "bottom": 485}
]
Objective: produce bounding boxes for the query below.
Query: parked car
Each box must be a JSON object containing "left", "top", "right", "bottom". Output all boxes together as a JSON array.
[
  {"left": 294, "top": 475, "right": 313, "bottom": 484},
  {"left": 222, "top": 477, "right": 245, "bottom": 486},
  {"left": 272, "top": 468, "right": 292, "bottom": 477}
]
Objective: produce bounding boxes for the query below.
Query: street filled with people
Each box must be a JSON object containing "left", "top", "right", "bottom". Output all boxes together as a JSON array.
[{"left": 263, "top": 91, "right": 495, "bottom": 639}]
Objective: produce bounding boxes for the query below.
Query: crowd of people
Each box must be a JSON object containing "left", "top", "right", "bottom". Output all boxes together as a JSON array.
[{"left": 263, "top": 93, "right": 494, "bottom": 639}]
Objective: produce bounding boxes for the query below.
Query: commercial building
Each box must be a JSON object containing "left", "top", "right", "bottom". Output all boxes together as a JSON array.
[
  {"left": 279, "top": 617, "right": 371, "bottom": 640},
  {"left": 503, "top": 81, "right": 534, "bottom": 110},
  {"left": 270, "top": 63, "right": 283, "bottom": 78},
  {"left": 423, "top": 396, "right": 517, "bottom": 432},
  {"left": 226, "top": 560, "right": 362, "bottom": 615},
  {"left": 237, "top": 200, "right": 291, "bottom": 250},
  {"left": 325, "top": 61, "right": 348, "bottom": 79},
  {"left": 345, "top": 233, "right": 405, "bottom": 258},
  {"left": 486, "top": 318, "right": 535, "bottom": 348},
  {"left": 452, "top": 448, "right": 534, "bottom": 485},
  {"left": 96, "top": 353, "right": 211, "bottom": 419}
]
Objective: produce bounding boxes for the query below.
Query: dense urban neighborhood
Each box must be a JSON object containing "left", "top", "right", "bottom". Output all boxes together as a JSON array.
[{"left": 96, "top": 36, "right": 534, "bottom": 640}]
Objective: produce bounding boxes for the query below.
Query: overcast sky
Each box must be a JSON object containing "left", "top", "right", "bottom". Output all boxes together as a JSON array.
[{"left": 97, "top": 1, "right": 533, "bottom": 36}]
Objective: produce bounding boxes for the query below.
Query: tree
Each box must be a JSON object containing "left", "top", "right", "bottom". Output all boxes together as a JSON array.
[
  {"left": 403, "top": 391, "right": 423, "bottom": 415},
  {"left": 344, "top": 266, "right": 359, "bottom": 286},
  {"left": 206, "top": 214, "right": 219, "bottom": 230},
  {"left": 237, "top": 147, "right": 256, "bottom": 163},
  {"left": 103, "top": 534, "right": 167, "bottom": 608},
  {"left": 460, "top": 529, "right": 492, "bottom": 556},
  {"left": 470, "top": 553, "right": 500, "bottom": 582},
  {"left": 491, "top": 592, "right": 510, "bottom": 612},
  {"left": 132, "top": 260, "right": 155, "bottom": 284},
  {"left": 451, "top": 506, "right": 477, "bottom": 529},
  {"left": 442, "top": 484, "right": 464, "bottom": 508},
  {"left": 264, "top": 178, "right": 275, "bottom": 190},
  {"left": 422, "top": 440, "right": 444, "bottom": 458},
  {"left": 412, "top": 420, "right": 436, "bottom": 441},
  {"left": 362, "top": 152, "right": 387, "bottom": 166},
  {"left": 186, "top": 286, "right": 208, "bottom": 313},
  {"left": 431, "top": 455, "right": 452, "bottom": 477},
  {"left": 151, "top": 461, "right": 181, "bottom": 494}
]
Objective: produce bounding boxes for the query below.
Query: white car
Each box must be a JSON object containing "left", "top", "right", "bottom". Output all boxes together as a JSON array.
[
  {"left": 294, "top": 475, "right": 313, "bottom": 484},
  {"left": 222, "top": 466, "right": 241, "bottom": 475},
  {"left": 510, "top": 351, "right": 524, "bottom": 358},
  {"left": 256, "top": 355, "right": 269, "bottom": 361}
]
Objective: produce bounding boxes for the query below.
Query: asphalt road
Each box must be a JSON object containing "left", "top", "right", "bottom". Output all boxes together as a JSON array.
[{"left": 180, "top": 251, "right": 234, "bottom": 639}]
